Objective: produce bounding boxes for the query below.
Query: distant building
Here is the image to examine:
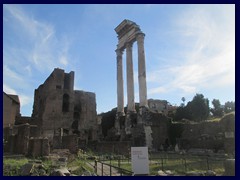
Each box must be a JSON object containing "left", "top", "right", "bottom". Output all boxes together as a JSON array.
[
  {"left": 31, "top": 68, "right": 98, "bottom": 141},
  {"left": 148, "top": 99, "right": 177, "bottom": 116},
  {"left": 3, "top": 92, "right": 21, "bottom": 128}
]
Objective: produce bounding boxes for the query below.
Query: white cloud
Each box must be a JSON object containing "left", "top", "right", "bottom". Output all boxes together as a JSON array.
[
  {"left": 3, "top": 84, "right": 33, "bottom": 106},
  {"left": 147, "top": 5, "right": 234, "bottom": 97},
  {"left": 59, "top": 56, "right": 68, "bottom": 66},
  {"left": 19, "top": 95, "right": 32, "bottom": 106},
  {"left": 3, "top": 84, "right": 32, "bottom": 107},
  {"left": 3, "top": 65, "right": 23, "bottom": 82},
  {"left": 3, "top": 4, "right": 71, "bottom": 72},
  {"left": 24, "top": 65, "right": 32, "bottom": 76},
  {"left": 148, "top": 87, "right": 166, "bottom": 95},
  {"left": 3, "top": 84, "right": 17, "bottom": 94}
]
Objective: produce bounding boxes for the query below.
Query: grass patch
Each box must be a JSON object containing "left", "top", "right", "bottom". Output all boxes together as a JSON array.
[{"left": 3, "top": 157, "right": 29, "bottom": 176}]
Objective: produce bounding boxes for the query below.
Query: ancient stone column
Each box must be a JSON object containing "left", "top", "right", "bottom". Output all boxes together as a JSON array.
[
  {"left": 116, "top": 48, "right": 125, "bottom": 114},
  {"left": 126, "top": 42, "right": 135, "bottom": 112},
  {"left": 137, "top": 33, "right": 148, "bottom": 107}
]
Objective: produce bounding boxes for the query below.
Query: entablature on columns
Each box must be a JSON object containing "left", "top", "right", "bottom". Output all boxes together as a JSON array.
[{"left": 115, "top": 19, "right": 143, "bottom": 51}]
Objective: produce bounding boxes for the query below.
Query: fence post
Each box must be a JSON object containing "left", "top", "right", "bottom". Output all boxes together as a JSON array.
[
  {"left": 184, "top": 158, "right": 187, "bottom": 172},
  {"left": 94, "top": 160, "right": 97, "bottom": 174},
  {"left": 161, "top": 158, "right": 164, "bottom": 170},
  {"left": 118, "top": 156, "right": 120, "bottom": 168},
  {"left": 207, "top": 157, "right": 209, "bottom": 170},
  {"left": 110, "top": 157, "right": 112, "bottom": 176},
  {"left": 102, "top": 163, "right": 103, "bottom": 176}
]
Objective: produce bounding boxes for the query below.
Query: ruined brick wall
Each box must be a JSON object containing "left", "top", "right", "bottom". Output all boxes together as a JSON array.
[
  {"left": 31, "top": 68, "right": 97, "bottom": 142},
  {"left": 220, "top": 113, "right": 235, "bottom": 153},
  {"left": 148, "top": 112, "right": 170, "bottom": 150},
  {"left": 62, "top": 135, "right": 78, "bottom": 154},
  {"left": 17, "top": 124, "right": 30, "bottom": 154},
  {"left": 74, "top": 90, "right": 98, "bottom": 141},
  {"left": 32, "top": 68, "right": 75, "bottom": 138},
  {"left": 28, "top": 138, "right": 50, "bottom": 157},
  {"left": 179, "top": 121, "right": 225, "bottom": 151},
  {"left": 3, "top": 92, "right": 20, "bottom": 128},
  {"left": 181, "top": 122, "right": 222, "bottom": 139},
  {"left": 96, "top": 141, "right": 131, "bottom": 155}
]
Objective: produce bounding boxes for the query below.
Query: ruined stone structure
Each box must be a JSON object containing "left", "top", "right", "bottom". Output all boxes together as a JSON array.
[
  {"left": 114, "top": 20, "right": 158, "bottom": 148},
  {"left": 115, "top": 19, "right": 148, "bottom": 136},
  {"left": 32, "top": 68, "right": 98, "bottom": 142},
  {"left": 3, "top": 92, "right": 21, "bottom": 128},
  {"left": 175, "top": 112, "right": 235, "bottom": 154}
]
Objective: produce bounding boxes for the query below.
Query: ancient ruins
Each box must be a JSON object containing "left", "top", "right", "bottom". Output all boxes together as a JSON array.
[
  {"left": 31, "top": 68, "right": 98, "bottom": 142},
  {"left": 3, "top": 68, "right": 99, "bottom": 156},
  {"left": 114, "top": 20, "right": 148, "bottom": 135},
  {"left": 3, "top": 20, "right": 235, "bottom": 167},
  {"left": 113, "top": 20, "right": 167, "bottom": 149}
]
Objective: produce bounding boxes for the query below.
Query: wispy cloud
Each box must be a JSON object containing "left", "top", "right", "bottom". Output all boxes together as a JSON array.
[
  {"left": 19, "top": 95, "right": 32, "bottom": 106},
  {"left": 147, "top": 5, "right": 234, "bottom": 98},
  {"left": 3, "top": 4, "right": 72, "bottom": 72},
  {"left": 3, "top": 84, "right": 17, "bottom": 94},
  {"left": 3, "top": 84, "right": 32, "bottom": 107}
]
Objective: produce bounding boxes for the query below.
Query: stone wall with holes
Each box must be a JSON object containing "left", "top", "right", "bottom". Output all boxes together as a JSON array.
[
  {"left": 28, "top": 137, "right": 50, "bottom": 157},
  {"left": 31, "top": 68, "right": 98, "bottom": 142}
]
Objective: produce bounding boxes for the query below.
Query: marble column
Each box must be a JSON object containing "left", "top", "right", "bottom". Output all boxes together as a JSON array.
[
  {"left": 137, "top": 33, "right": 148, "bottom": 107},
  {"left": 116, "top": 49, "right": 125, "bottom": 114},
  {"left": 126, "top": 42, "right": 135, "bottom": 112}
]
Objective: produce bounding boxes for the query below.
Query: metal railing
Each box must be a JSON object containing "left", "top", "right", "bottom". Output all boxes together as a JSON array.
[{"left": 94, "top": 159, "right": 134, "bottom": 176}]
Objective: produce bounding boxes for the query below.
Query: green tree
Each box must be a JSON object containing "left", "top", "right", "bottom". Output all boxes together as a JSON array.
[
  {"left": 181, "top": 97, "right": 186, "bottom": 107},
  {"left": 173, "top": 106, "right": 191, "bottom": 121},
  {"left": 211, "top": 99, "right": 224, "bottom": 117},
  {"left": 224, "top": 101, "right": 235, "bottom": 113},
  {"left": 186, "top": 93, "right": 210, "bottom": 121}
]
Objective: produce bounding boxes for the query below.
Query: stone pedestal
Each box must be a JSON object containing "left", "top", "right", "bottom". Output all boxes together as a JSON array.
[
  {"left": 115, "top": 112, "right": 125, "bottom": 136},
  {"left": 125, "top": 111, "right": 137, "bottom": 135}
]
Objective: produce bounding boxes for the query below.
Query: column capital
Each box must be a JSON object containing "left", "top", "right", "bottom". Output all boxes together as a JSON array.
[
  {"left": 115, "top": 49, "right": 123, "bottom": 56},
  {"left": 126, "top": 42, "right": 133, "bottom": 49},
  {"left": 136, "top": 32, "right": 145, "bottom": 41}
]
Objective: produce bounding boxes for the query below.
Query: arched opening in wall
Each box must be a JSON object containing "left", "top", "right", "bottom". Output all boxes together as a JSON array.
[
  {"left": 62, "top": 94, "right": 70, "bottom": 112},
  {"left": 71, "top": 119, "right": 79, "bottom": 135},
  {"left": 74, "top": 104, "right": 82, "bottom": 126}
]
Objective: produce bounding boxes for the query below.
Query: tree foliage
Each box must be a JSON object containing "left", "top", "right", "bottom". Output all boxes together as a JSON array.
[
  {"left": 210, "top": 99, "right": 224, "bottom": 117},
  {"left": 187, "top": 94, "right": 210, "bottom": 121},
  {"left": 224, "top": 101, "right": 235, "bottom": 113},
  {"left": 174, "top": 94, "right": 209, "bottom": 122}
]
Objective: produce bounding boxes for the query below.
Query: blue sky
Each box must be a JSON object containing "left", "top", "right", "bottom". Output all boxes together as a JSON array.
[{"left": 3, "top": 4, "right": 235, "bottom": 116}]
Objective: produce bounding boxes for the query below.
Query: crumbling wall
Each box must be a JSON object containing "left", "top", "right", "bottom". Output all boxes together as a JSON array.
[
  {"left": 32, "top": 68, "right": 75, "bottom": 139},
  {"left": 15, "top": 124, "right": 30, "bottom": 155},
  {"left": 31, "top": 68, "right": 97, "bottom": 143},
  {"left": 96, "top": 141, "right": 131, "bottom": 155},
  {"left": 178, "top": 113, "right": 235, "bottom": 153},
  {"left": 28, "top": 138, "right": 50, "bottom": 157},
  {"left": 62, "top": 135, "right": 78, "bottom": 154},
  {"left": 74, "top": 90, "right": 98, "bottom": 141},
  {"left": 3, "top": 92, "right": 20, "bottom": 128}
]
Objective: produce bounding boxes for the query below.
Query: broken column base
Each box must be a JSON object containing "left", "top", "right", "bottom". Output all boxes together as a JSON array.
[
  {"left": 115, "top": 112, "right": 125, "bottom": 136},
  {"left": 125, "top": 111, "right": 137, "bottom": 135}
]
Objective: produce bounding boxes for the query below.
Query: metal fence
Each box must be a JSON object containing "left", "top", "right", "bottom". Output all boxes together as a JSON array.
[
  {"left": 94, "top": 159, "right": 133, "bottom": 176},
  {"left": 93, "top": 153, "right": 226, "bottom": 176}
]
